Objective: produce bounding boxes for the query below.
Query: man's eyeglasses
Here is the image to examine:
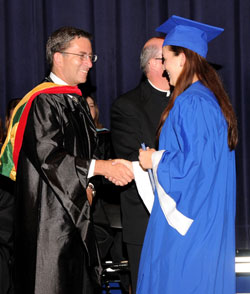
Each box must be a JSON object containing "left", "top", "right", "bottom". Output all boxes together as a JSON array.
[
  {"left": 60, "top": 52, "right": 98, "bottom": 63},
  {"left": 154, "top": 57, "right": 165, "bottom": 63}
]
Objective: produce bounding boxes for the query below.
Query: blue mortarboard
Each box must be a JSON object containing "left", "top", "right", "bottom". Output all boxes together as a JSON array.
[{"left": 156, "top": 15, "right": 224, "bottom": 58}]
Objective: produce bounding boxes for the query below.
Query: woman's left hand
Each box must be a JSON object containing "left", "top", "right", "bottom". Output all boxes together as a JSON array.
[{"left": 139, "top": 148, "right": 155, "bottom": 169}]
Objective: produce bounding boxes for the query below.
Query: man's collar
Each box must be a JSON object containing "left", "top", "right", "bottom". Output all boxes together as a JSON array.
[
  {"left": 49, "top": 73, "right": 81, "bottom": 101},
  {"left": 50, "top": 72, "right": 68, "bottom": 85},
  {"left": 147, "top": 79, "right": 171, "bottom": 97}
]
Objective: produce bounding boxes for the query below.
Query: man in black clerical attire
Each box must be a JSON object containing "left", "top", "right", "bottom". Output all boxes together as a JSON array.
[
  {"left": 111, "top": 37, "right": 171, "bottom": 294},
  {"left": 2, "top": 27, "right": 133, "bottom": 294}
]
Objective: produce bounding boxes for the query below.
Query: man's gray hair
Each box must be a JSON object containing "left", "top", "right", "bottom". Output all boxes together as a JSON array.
[
  {"left": 140, "top": 45, "right": 161, "bottom": 75},
  {"left": 46, "top": 26, "right": 92, "bottom": 69}
]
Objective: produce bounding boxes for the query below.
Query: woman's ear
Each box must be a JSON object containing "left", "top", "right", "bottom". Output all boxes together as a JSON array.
[{"left": 179, "top": 52, "right": 186, "bottom": 67}]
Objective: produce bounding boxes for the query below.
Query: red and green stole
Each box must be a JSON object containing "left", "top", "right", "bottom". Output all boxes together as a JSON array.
[{"left": 0, "top": 82, "right": 82, "bottom": 181}]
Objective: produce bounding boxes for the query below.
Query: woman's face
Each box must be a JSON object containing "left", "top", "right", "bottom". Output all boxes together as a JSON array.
[
  {"left": 86, "top": 97, "right": 96, "bottom": 120},
  {"left": 162, "top": 46, "right": 184, "bottom": 86}
]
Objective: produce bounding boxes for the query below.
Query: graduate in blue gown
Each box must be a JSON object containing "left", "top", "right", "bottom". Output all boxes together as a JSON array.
[{"left": 137, "top": 15, "right": 238, "bottom": 294}]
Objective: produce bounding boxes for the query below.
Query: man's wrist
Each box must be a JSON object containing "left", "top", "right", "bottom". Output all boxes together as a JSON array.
[{"left": 94, "top": 160, "right": 110, "bottom": 176}]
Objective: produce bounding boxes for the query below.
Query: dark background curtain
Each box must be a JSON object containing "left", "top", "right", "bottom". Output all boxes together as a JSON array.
[{"left": 0, "top": 0, "right": 249, "bottom": 248}]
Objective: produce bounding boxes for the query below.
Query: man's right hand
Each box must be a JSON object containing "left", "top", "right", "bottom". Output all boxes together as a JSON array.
[{"left": 94, "top": 159, "right": 134, "bottom": 186}]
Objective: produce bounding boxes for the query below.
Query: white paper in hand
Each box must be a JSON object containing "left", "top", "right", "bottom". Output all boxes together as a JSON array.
[{"left": 132, "top": 161, "right": 154, "bottom": 213}]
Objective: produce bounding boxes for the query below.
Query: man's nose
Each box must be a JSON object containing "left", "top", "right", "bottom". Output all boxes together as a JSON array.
[{"left": 84, "top": 56, "right": 93, "bottom": 68}]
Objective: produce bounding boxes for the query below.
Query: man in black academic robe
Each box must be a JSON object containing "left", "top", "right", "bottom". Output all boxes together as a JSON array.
[{"left": 9, "top": 27, "right": 133, "bottom": 294}]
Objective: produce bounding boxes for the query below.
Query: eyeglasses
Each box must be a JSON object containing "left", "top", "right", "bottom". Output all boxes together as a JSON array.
[
  {"left": 154, "top": 57, "right": 165, "bottom": 63},
  {"left": 60, "top": 52, "right": 98, "bottom": 63}
]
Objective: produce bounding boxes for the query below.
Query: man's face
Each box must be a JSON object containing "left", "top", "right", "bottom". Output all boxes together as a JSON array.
[{"left": 59, "top": 37, "right": 93, "bottom": 86}]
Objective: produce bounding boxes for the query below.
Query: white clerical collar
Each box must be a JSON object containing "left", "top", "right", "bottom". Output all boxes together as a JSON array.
[
  {"left": 148, "top": 79, "right": 171, "bottom": 97},
  {"left": 50, "top": 72, "right": 68, "bottom": 85}
]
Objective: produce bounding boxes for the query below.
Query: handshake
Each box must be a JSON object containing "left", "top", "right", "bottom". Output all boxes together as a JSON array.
[
  {"left": 94, "top": 147, "right": 155, "bottom": 186},
  {"left": 87, "top": 159, "right": 134, "bottom": 205},
  {"left": 95, "top": 159, "right": 134, "bottom": 186}
]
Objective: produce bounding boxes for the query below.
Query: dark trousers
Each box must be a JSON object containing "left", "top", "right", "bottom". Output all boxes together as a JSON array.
[{"left": 126, "top": 244, "right": 142, "bottom": 294}]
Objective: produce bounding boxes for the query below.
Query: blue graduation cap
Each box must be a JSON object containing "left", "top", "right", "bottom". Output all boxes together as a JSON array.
[{"left": 156, "top": 15, "right": 224, "bottom": 58}]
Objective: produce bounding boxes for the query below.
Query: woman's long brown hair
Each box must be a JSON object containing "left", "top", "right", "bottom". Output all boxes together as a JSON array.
[{"left": 157, "top": 46, "right": 238, "bottom": 150}]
